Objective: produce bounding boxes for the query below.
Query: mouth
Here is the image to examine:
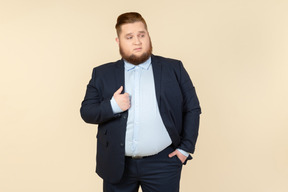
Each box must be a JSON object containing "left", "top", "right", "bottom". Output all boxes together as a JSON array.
[{"left": 134, "top": 47, "right": 142, "bottom": 52}]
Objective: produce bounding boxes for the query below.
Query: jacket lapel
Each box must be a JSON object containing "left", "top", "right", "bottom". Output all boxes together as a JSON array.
[
  {"left": 114, "top": 59, "right": 125, "bottom": 93},
  {"left": 151, "top": 55, "right": 162, "bottom": 107}
]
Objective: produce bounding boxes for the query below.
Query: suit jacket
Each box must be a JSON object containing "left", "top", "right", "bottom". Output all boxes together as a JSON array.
[{"left": 80, "top": 55, "right": 201, "bottom": 184}]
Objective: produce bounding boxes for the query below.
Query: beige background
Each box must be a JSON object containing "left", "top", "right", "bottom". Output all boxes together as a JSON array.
[{"left": 1, "top": 0, "right": 288, "bottom": 191}]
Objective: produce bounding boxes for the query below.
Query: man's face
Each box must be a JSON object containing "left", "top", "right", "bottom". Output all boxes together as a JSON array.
[{"left": 116, "top": 21, "right": 152, "bottom": 65}]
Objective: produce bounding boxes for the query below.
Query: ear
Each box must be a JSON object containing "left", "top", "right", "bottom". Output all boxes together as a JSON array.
[{"left": 115, "top": 37, "right": 119, "bottom": 45}]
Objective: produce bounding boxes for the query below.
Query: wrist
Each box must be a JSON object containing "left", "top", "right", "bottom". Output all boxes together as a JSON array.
[
  {"left": 110, "top": 96, "right": 123, "bottom": 114},
  {"left": 177, "top": 148, "right": 189, "bottom": 157}
]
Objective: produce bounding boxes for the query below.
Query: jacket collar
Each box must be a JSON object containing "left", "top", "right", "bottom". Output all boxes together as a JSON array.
[{"left": 115, "top": 55, "right": 161, "bottom": 106}]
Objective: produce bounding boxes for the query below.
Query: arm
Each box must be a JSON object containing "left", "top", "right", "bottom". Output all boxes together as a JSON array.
[
  {"left": 168, "top": 61, "right": 201, "bottom": 163},
  {"left": 178, "top": 61, "right": 201, "bottom": 154},
  {"left": 80, "top": 68, "right": 115, "bottom": 124},
  {"left": 80, "top": 68, "right": 130, "bottom": 124}
]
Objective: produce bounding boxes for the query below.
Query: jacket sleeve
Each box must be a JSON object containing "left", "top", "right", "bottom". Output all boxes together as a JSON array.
[
  {"left": 178, "top": 61, "right": 201, "bottom": 154},
  {"left": 80, "top": 68, "right": 115, "bottom": 124}
]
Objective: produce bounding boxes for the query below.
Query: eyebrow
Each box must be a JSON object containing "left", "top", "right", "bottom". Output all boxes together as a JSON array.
[
  {"left": 125, "top": 31, "right": 146, "bottom": 36},
  {"left": 125, "top": 33, "right": 133, "bottom": 37}
]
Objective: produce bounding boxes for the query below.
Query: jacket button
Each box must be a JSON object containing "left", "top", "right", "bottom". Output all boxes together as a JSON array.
[
  {"left": 120, "top": 143, "right": 124, "bottom": 147},
  {"left": 123, "top": 116, "right": 127, "bottom": 119}
]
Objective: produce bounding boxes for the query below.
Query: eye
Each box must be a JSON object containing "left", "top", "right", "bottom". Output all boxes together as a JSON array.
[{"left": 126, "top": 36, "right": 133, "bottom": 40}]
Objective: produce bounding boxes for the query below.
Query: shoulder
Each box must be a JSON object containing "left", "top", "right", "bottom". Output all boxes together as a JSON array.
[
  {"left": 92, "top": 59, "right": 123, "bottom": 73},
  {"left": 152, "top": 55, "right": 181, "bottom": 64},
  {"left": 152, "top": 55, "right": 184, "bottom": 71}
]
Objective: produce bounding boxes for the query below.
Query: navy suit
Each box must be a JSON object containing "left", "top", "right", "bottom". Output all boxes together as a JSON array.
[{"left": 80, "top": 55, "right": 201, "bottom": 184}]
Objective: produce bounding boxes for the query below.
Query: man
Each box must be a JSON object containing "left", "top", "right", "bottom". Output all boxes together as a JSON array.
[{"left": 80, "top": 12, "right": 201, "bottom": 192}]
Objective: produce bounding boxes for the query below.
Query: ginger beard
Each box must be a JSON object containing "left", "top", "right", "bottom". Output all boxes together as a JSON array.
[{"left": 119, "top": 38, "right": 153, "bottom": 65}]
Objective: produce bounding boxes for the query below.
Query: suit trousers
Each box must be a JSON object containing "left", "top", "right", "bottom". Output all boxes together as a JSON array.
[{"left": 103, "top": 146, "right": 183, "bottom": 192}]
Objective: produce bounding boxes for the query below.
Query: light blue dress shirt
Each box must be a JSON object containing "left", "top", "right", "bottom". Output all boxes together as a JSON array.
[{"left": 110, "top": 57, "right": 188, "bottom": 157}]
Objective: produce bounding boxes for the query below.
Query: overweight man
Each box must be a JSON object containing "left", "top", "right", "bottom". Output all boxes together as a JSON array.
[{"left": 80, "top": 12, "right": 201, "bottom": 192}]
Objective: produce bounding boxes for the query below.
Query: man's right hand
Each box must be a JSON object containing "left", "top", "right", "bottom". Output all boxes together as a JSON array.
[{"left": 113, "top": 86, "right": 130, "bottom": 111}]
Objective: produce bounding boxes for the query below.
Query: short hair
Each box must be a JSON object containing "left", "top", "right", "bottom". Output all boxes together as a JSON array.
[{"left": 115, "top": 12, "right": 148, "bottom": 36}]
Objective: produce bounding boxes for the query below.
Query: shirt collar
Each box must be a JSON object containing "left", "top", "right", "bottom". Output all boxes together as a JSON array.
[{"left": 124, "top": 57, "right": 151, "bottom": 71}]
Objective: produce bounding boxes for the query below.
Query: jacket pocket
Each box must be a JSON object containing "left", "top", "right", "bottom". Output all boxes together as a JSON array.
[{"left": 97, "top": 128, "right": 109, "bottom": 147}]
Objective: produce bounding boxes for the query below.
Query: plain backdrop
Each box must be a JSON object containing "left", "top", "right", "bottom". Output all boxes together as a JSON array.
[{"left": 1, "top": 0, "right": 288, "bottom": 191}]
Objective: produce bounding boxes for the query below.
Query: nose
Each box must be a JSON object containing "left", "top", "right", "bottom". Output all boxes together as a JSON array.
[{"left": 133, "top": 36, "right": 141, "bottom": 45}]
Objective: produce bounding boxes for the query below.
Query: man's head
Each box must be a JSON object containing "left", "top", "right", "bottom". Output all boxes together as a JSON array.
[{"left": 115, "top": 12, "right": 152, "bottom": 65}]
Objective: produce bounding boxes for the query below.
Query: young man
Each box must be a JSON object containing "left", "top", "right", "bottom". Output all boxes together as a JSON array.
[{"left": 80, "top": 12, "right": 201, "bottom": 192}]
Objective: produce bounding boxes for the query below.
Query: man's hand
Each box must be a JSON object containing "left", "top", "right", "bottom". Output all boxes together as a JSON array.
[
  {"left": 168, "top": 149, "right": 187, "bottom": 164},
  {"left": 113, "top": 86, "right": 130, "bottom": 111}
]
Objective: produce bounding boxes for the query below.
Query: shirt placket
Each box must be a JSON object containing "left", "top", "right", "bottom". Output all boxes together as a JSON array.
[{"left": 132, "top": 66, "right": 141, "bottom": 156}]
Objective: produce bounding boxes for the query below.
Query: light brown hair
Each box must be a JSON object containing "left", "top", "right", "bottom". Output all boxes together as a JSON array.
[{"left": 115, "top": 12, "right": 148, "bottom": 36}]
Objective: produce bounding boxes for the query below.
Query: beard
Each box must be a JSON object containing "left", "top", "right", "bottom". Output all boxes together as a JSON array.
[{"left": 119, "top": 39, "right": 153, "bottom": 65}]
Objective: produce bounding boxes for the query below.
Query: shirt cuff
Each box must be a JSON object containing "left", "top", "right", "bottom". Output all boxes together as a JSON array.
[
  {"left": 110, "top": 97, "right": 123, "bottom": 114},
  {"left": 177, "top": 148, "right": 189, "bottom": 157}
]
